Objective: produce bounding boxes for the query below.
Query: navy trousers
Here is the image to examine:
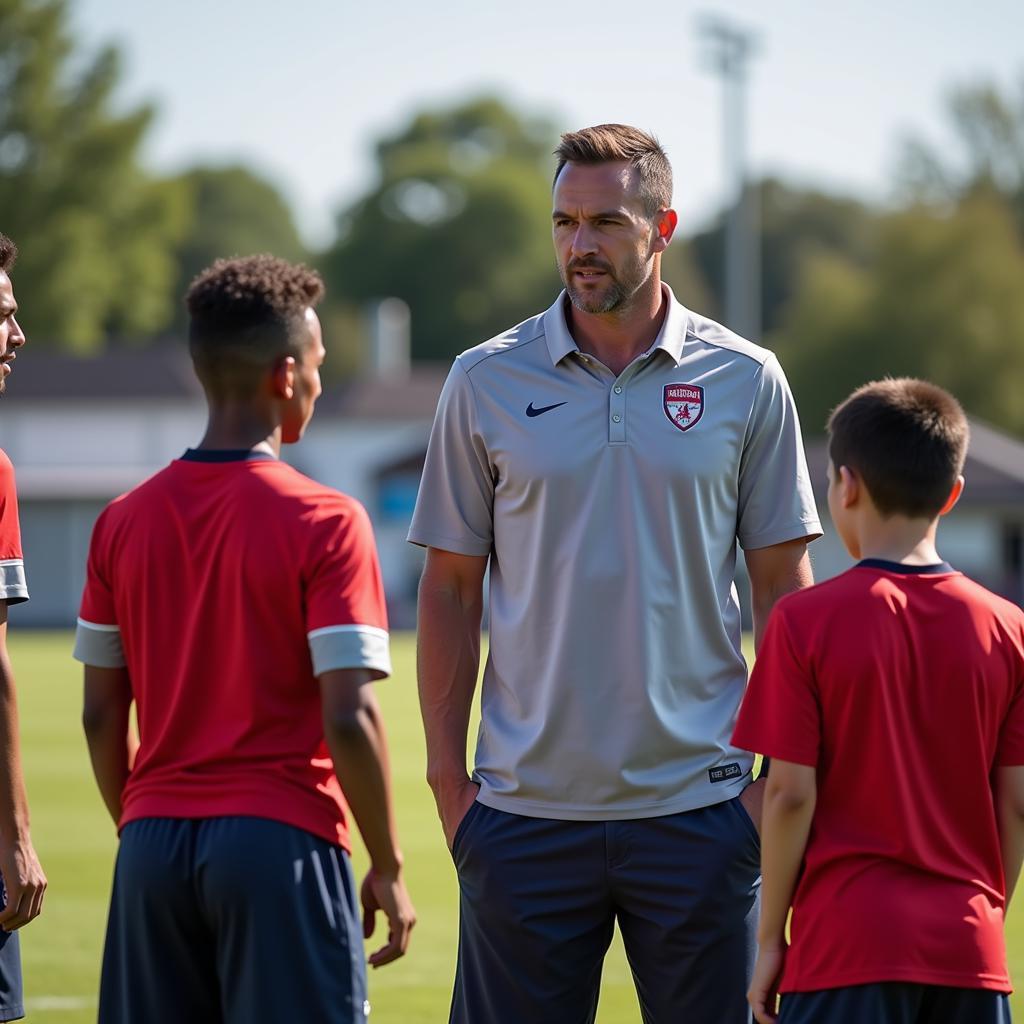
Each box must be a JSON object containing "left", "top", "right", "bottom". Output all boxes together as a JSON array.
[{"left": 450, "top": 795, "right": 761, "bottom": 1024}]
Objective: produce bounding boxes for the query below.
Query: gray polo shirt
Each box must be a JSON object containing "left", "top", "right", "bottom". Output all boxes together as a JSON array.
[{"left": 409, "top": 286, "right": 821, "bottom": 820}]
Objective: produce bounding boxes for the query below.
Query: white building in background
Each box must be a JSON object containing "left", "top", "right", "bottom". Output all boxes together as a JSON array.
[
  {"left": 3, "top": 346, "right": 1022, "bottom": 627},
  {"left": 1, "top": 347, "right": 446, "bottom": 628}
]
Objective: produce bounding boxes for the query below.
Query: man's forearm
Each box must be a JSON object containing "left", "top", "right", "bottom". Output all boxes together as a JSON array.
[
  {"left": 748, "top": 543, "right": 814, "bottom": 653},
  {"left": 995, "top": 766, "right": 1024, "bottom": 908},
  {"left": 416, "top": 579, "right": 482, "bottom": 800}
]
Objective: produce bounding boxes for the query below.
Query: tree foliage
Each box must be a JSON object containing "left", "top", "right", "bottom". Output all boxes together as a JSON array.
[{"left": 0, "top": 0, "right": 188, "bottom": 350}]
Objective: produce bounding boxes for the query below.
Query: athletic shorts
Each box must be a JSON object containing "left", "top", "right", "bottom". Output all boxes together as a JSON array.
[
  {"left": 449, "top": 794, "right": 761, "bottom": 1024},
  {"left": 0, "top": 874, "right": 23, "bottom": 1022},
  {"left": 779, "top": 982, "right": 1011, "bottom": 1023},
  {"left": 99, "top": 817, "right": 368, "bottom": 1024}
]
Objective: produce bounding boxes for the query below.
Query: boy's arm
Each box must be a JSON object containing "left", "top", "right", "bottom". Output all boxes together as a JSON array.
[
  {"left": 81, "top": 664, "right": 133, "bottom": 826},
  {"left": 0, "top": 606, "right": 46, "bottom": 930},
  {"left": 749, "top": 758, "right": 817, "bottom": 1024},
  {"left": 320, "top": 667, "right": 415, "bottom": 968},
  {"left": 993, "top": 764, "right": 1024, "bottom": 908}
]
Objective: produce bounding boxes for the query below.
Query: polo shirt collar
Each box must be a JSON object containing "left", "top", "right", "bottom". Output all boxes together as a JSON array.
[{"left": 542, "top": 284, "right": 691, "bottom": 367}]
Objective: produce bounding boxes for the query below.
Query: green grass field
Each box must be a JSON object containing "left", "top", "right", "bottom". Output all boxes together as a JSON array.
[{"left": 10, "top": 630, "right": 1024, "bottom": 1022}]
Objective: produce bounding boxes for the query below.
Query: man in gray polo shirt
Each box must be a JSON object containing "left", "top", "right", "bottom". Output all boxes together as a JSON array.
[{"left": 410, "top": 124, "right": 821, "bottom": 1024}]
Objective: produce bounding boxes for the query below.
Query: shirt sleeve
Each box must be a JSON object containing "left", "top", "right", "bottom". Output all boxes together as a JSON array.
[
  {"left": 732, "top": 602, "right": 821, "bottom": 767},
  {"left": 0, "top": 453, "right": 28, "bottom": 605},
  {"left": 305, "top": 499, "right": 392, "bottom": 680},
  {"left": 406, "top": 359, "right": 494, "bottom": 556},
  {"left": 72, "top": 507, "right": 126, "bottom": 668},
  {"left": 737, "top": 354, "right": 823, "bottom": 551}
]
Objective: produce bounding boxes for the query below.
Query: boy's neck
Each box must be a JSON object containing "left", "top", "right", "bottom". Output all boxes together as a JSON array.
[
  {"left": 855, "top": 515, "right": 942, "bottom": 566},
  {"left": 197, "top": 404, "right": 283, "bottom": 458}
]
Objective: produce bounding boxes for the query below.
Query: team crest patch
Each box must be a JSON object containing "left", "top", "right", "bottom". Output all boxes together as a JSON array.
[{"left": 664, "top": 383, "right": 705, "bottom": 432}]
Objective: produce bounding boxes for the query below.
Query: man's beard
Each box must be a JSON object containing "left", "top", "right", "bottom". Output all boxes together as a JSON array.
[{"left": 559, "top": 256, "right": 647, "bottom": 315}]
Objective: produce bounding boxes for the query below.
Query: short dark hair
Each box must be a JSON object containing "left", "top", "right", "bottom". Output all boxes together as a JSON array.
[
  {"left": 0, "top": 233, "right": 17, "bottom": 274},
  {"left": 828, "top": 378, "right": 969, "bottom": 518},
  {"left": 185, "top": 254, "right": 324, "bottom": 396},
  {"left": 553, "top": 124, "right": 672, "bottom": 216}
]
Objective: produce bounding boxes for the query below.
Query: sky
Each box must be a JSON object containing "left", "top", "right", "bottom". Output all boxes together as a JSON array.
[{"left": 72, "top": 0, "right": 1024, "bottom": 248}]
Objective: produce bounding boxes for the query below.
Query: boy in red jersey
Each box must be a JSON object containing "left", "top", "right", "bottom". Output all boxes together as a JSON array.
[
  {"left": 0, "top": 232, "right": 46, "bottom": 1023},
  {"left": 73, "top": 255, "right": 415, "bottom": 1023},
  {"left": 734, "top": 378, "right": 1024, "bottom": 1024}
]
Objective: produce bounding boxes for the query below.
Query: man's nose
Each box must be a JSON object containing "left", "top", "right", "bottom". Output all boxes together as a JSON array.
[{"left": 570, "top": 225, "right": 598, "bottom": 258}]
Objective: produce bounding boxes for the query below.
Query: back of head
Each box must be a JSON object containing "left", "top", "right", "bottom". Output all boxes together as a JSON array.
[
  {"left": 186, "top": 254, "right": 324, "bottom": 398},
  {"left": 828, "top": 378, "right": 969, "bottom": 519},
  {"left": 0, "top": 232, "right": 17, "bottom": 274},
  {"left": 553, "top": 124, "right": 672, "bottom": 216}
]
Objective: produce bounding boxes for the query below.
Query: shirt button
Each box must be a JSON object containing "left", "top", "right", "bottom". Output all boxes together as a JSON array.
[
  {"left": 613, "top": 386, "right": 622, "bottom": 394},
  {"left": 612, "top": 414, "right": 621, "bottom": 423}
]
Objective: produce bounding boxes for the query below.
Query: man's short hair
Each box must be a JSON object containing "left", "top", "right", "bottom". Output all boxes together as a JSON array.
[
  {"left": 553, "top": 124, "right": 672, "bottom": 216},
  {"left": 185, "top": 254, "right": 324, "bottom": 395},
  {"left": 0, "top": 233, "right": 17, "bottom": 274},
  {"left": 828, "top": 378, "right": 969, "bottom": 519}
]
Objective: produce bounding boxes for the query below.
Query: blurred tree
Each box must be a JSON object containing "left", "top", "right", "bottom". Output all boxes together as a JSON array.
[
  {"left": 165, "top": 165, "right": 307, "bottom": 329},
  {"left": 0, "top": 0, "right": 188, "bottom": 351},
  {"left": 897, "top": 78, "right": 1024, "bottom": 230},
  {"left": 689, "top": 178, "right": 876, "bottom": 334},
  {"left": 773, "top": 194, "right": 1024, "bottom": 435},
  {"left": 324, "top": 95, "right": 712, "bottom": 364},
  {"left": 322, "top": 96, "right": 560, "bottom": 363}
]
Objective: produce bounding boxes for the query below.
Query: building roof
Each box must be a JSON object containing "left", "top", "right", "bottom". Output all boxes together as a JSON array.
[{"left": 3, "top": 346, "right": 449, "bottom": 420}]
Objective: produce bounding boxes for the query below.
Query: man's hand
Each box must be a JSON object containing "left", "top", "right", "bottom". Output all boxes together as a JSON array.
[
  {"left": 439, "top": 779, "right": 480, "bottom": 850},
  {"left": 360, "top": 867, "right": 416, "bottom": 968},
  {"left": 0, "top": 836, "right": 45, "bottom": 930},
  {"left": 739, "top": 776, "right": 766, "bottom": 836},
  {"left": 748, "top": 943, "right": 785, "bottom": 1023}
]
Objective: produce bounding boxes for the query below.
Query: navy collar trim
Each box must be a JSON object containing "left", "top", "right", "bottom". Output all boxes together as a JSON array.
[
  {"left": 180, "top": 448, "right": 277, "bottom": 463},
  {"left": 856, "top": 558, "right": 954, "bottom": 575}
]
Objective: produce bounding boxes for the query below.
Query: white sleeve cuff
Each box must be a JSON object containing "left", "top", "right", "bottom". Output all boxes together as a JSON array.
[
  {"left": 0, "top": 559, "right": 28, "bottom": 605},
  {"left": 72, "top": 619, "right": 126, "bottom": 668},
  {"left": 307, "top": 624, "right": 391, "bottom": 679}
]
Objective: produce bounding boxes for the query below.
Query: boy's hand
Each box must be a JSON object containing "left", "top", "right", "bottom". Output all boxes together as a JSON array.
[
  {"left": 361, "top": 866, "right": 416, "bottom": 968},
  {"left": 748, "top": 943, "right": 785, "bottom": 1024}
]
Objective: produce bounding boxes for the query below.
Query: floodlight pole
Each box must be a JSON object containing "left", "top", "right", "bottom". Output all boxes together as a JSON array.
[{"left": 699, "top": 17, "right": 761, "bottom": 341}]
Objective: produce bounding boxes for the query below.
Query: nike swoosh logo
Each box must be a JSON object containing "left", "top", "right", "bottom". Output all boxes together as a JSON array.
[{"left": 526, "top": 401, "right": 567, "bottom": 418}]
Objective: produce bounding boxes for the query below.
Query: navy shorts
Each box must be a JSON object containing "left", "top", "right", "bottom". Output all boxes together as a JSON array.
[
  {"left": 99, "top": 817, "right": 368, "bottom": 1024},
  {"left": 450, "top": 794, "right": 761, "bottom": 1024},
  {"left": 0, "top": 876, "right": 23, "bottom": 1022},
  {"left": 779, "top": 982, "right": 1012, "bottom": 1023}
]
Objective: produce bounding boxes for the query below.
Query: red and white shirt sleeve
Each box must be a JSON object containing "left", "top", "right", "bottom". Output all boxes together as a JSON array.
[
  {"left": 305, "top": 498, "right": 391, "bottom": 679},
  {"left": 0, "top": 449, "right": 28, "bottom": 605},
  {"left": 72, "top": 506, "right": 126, "bottom": 667}
]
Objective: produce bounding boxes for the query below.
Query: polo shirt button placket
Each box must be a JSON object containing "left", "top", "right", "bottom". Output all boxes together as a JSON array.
[{"left": 609, "top": 379, "right": 627, "bottom": 444}]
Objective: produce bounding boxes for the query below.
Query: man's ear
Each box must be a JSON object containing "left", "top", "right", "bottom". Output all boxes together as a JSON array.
[
  {"left": 270, "top": 355, "right": 297, "bottom": 399},
  {"left": 837, "top": 464, "right": 860, "bottom": 508},
  {"left": 938, "top": 475, "right": 965, "bottom": 517},
  {"left": 652, "top": 209, "right": 678, "bottom": 252}
]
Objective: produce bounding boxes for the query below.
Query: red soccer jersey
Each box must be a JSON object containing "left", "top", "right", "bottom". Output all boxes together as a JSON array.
[
  {"left": 74, "top": 453, "right": 391, "bottom": 851},
  {"left": 734, "top": 561, "right": 1024, "bottom": 994},
  {"left": 0, "top": 448, "right": 28, "bottom": 605}
]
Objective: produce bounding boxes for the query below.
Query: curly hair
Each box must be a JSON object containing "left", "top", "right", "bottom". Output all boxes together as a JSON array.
[
  {"left": 185, "top": 254, "right": 324, "bottom": 394},
  {"left": 554, "top": 125, "right": 672, "bottom": 216},
  {"left": 0, "top": 233, "right": 18, "bottom": 274}
]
